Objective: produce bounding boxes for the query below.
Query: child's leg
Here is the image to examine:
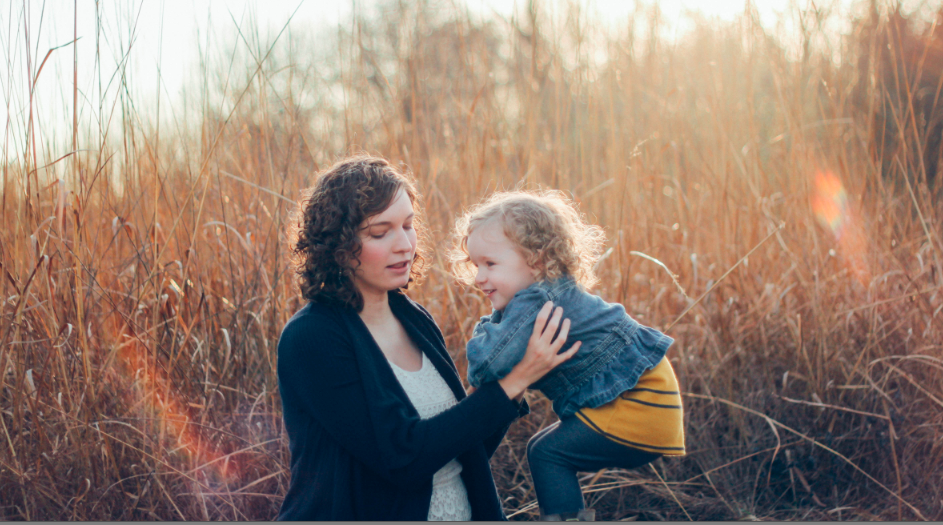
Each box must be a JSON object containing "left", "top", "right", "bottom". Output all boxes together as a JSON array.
[{"left": 526, "top": 416, "right": 661, "bottom": 517}]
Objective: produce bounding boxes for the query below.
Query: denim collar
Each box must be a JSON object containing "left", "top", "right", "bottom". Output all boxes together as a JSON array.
[
  {"left": 491, "top": 275, "right": 579, "bottom": 323},
  {"left": 532, "top": 274, "right": 579, "bottom": 299}
]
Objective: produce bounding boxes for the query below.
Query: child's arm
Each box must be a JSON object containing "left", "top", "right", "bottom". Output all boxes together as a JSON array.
[{"left": 466, "top": 286, "right": 553, "bottom": 388}]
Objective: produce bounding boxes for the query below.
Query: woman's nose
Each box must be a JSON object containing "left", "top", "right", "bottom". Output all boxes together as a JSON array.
[{"left": 392, "top": 228, "right": 413, "bottom": 252}]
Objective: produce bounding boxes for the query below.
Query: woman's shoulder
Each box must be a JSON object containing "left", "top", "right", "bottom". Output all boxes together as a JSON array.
[
  {"left": 389, "top": 290, "right": 434, "bottom": 323},
  {"left": 285, "top": 300, "right": 344, "bottom": 326},
  {"left": 388, "top": 291, "right": 448, "bottom": 345},
  {"left": 279, "top": 302, "right": 353, "bottom": 352}
]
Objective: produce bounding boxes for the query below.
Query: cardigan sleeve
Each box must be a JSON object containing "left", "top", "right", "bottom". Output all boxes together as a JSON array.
[
  {"left": 481, "top": 397, "right": 529, "bottom": 459},
  {"left": 277, "top": 309, "right": 524, "bottom": 486},
  {"left": 410, "top": 295, "right": 529, "bottom": 460},
  {"left": 410, "top": 298, "right": 531, "bottom": 459}
]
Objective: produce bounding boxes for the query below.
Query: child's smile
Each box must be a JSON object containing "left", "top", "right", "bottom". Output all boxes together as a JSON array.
[{"left": 465, "top": 218, "right": 539, "bottom": 311}]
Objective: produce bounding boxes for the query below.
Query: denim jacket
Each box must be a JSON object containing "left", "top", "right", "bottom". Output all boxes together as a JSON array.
[{"left": 466, "top": 276, "right": 673, "bottom": 417}]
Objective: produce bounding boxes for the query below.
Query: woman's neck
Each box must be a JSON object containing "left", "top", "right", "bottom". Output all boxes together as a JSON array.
[{"left": 359, "top": 289, "right": 393, "bottom": 325}]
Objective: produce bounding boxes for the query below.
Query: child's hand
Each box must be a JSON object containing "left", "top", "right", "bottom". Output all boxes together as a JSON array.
[{"left": 466, "top": 386, "right": 477, "bottom": 395}]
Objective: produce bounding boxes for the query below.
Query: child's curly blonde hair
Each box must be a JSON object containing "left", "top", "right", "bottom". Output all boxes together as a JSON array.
[{"left": 450, "top": 190, "right": 606, "bottom": 290}]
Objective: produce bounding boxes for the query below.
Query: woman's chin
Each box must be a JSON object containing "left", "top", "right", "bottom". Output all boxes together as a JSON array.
[
  {"left": 354, "top": 275, "right": 410, "bottom": 297},
  {"left": 390, "top": 274, "right": 412, "bottom": 289}
]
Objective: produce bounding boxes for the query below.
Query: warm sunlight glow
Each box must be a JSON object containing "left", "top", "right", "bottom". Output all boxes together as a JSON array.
[
  {"left": 812, "top": 170, "right": 870, "bottom": 285},
  {"left": 108, "top": 314, "right": 238, "bottom": 483}
]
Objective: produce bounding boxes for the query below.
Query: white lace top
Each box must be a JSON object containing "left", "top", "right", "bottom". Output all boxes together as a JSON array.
[{"left": 388, "top": 352, "right": 473, "bottom": 521}]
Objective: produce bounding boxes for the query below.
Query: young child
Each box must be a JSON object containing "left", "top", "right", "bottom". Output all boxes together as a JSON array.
[{"left": 450, "top": 190, "right": 685, "bottom": 521}]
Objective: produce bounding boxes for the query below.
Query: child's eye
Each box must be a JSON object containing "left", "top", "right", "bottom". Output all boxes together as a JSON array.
[
  {"left": 486, "top": 262, "right": 495, "bottom": 267},
  {"left": 404, "top": 223, "right": 413, "bottom": 230}
]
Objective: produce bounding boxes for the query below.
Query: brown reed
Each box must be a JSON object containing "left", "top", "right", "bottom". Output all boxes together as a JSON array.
[{"left": 0, "top": 0, "right": 941, "bottom": 520}]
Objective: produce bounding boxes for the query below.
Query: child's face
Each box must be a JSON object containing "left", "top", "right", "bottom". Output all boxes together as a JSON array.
[{"left": 466, "top": 218, "right": 539, "bottom": 311}]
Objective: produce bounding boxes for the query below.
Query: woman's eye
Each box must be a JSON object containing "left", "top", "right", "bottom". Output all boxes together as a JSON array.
[
  {"left": 370, "top": 232, "right": 386, "bottom": 239},
  {"left": 404, "top": 223, "right": 413, "bottom": 230}
]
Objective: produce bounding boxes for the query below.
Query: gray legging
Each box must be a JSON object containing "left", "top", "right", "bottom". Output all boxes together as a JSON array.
[{"left": 526, "top": 416, "right": 661, "bottom": 515}]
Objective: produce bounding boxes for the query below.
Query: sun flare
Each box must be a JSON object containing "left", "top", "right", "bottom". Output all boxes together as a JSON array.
[{"left": 812, "top": 170, "right": 870, "bottom": 284}]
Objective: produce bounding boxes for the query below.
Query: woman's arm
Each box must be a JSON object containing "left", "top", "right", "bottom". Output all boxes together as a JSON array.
[
  {"left": 278, "top": 313, "right": 526, "bottom": 486},
  {"left": 480, "top": 396, "right": 529, "bottom": 459},
  {"left": 278, "top": 303, "right": 575, "bottom": 485}
]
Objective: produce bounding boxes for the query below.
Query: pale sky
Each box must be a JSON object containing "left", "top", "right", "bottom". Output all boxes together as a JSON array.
[{"left": 0, "top": 0, "right": 898, "bottom": 165}]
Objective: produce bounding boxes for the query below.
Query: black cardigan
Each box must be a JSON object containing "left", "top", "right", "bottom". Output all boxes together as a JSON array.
[{"left": 276, "top": 290, "right": 528, "bottom": 521}]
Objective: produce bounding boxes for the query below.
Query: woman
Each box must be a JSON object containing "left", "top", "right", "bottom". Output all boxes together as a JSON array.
[{"left": 277, "top": 155, "right": 580, "bottom": 520}]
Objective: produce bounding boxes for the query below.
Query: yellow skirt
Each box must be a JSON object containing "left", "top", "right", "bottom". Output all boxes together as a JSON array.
[{"left": 574, "top": 357, "right": 685, "bottom": 456}]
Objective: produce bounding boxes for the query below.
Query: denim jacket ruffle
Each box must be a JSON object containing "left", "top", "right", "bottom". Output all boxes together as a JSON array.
[{"left": 466, "top": 276, "right": 673, "bottom": 418}]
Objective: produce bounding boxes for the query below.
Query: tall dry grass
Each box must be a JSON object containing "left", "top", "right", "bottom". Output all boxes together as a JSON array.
[{"left": 1, "top": 0, "right": 942, "bottom": 520}]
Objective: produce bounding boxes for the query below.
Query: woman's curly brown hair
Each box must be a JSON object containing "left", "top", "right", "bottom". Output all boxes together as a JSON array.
[
  {"left": 450, "top": 189, "right": 606, "bottom": 290},
  {"left": 288, "top": 155, "right": 428, "bottom": 311}
]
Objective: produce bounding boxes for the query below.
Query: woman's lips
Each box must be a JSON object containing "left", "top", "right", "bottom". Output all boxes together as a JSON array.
[{"left": 387, "top": 261, "right": 409, "bottom": 270}]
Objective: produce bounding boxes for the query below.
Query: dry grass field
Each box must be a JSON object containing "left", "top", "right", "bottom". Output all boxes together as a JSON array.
[{"left": 1, "top": 0, "right": 942, "bottom": 520}]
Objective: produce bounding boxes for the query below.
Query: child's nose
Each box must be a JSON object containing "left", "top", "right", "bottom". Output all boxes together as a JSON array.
[{"left": 474, "top": 268, "right": 486, "bottom": 284}]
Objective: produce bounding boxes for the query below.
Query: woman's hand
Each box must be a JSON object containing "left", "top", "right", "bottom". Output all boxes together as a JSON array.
[{"left": 498, "top": 301, "right": 581, "bottom": 401}]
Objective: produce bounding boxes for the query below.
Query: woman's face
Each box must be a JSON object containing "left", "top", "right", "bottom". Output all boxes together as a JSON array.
[{"left": 352, "top": 188, "right": 417, "bottom": 300}]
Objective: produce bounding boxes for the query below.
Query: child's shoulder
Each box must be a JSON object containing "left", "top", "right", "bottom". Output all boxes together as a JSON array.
[
  {"left": 515, "top": 277, "right": 608, "bottom": 314},
  {"left": 560, "top": 282, "right": 632, "bottom": 320},
  {"left": 498, "top": 282, "right": 553, "bottom": 317},
  {"left": 514, "top": 280, "right": 554, "bottom": 300}
]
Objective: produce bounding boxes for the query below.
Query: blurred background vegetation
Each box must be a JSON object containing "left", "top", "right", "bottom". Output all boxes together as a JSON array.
[{"left": 1, "top": 0, "right": 942, "bottom": 520}]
